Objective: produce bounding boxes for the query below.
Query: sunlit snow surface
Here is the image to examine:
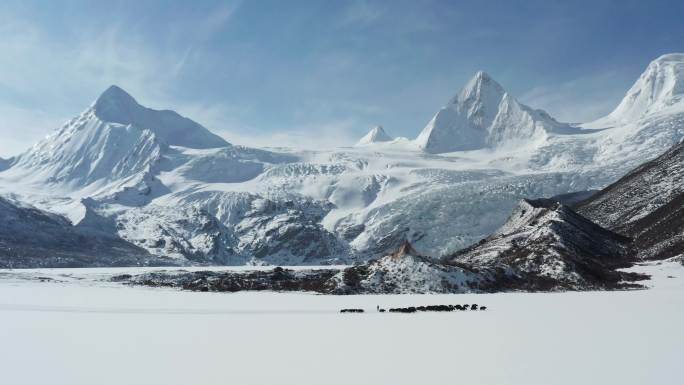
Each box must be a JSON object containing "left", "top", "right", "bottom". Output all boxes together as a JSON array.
[
  {"left": 3, "top": 55, "right": 684, "bottom": 264},
  {"left": 0, "top": 261, "right": 682, "bottom": 385}
]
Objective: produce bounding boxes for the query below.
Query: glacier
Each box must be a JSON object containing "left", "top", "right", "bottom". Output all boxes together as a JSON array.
[{"left": 2, "top": 53, "right": 684, "bottom": 266}]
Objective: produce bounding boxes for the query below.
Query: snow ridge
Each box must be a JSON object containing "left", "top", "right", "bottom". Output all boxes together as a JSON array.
[
  {"left": 607, "top": 53, "right": 684, "bottom": 122},
  {"left": 94, "top": 85, "right": 230, "bottom": 149},
  {"left": 448, "top": 199, "right": 631, "bottom": 290}
]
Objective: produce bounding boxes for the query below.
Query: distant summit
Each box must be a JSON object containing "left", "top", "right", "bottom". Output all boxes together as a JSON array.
[
  {"left": 415, "top": 71, "right": 572, "bottom": 153},
  {"left": 9, "top": 85, "right": 231, "bottom": 189},
  {"left": 356, "top": 125, "right": 393, "bottom": 145},
  {"left": 93, "top": 85, "right": 230, "bottom": 149}
]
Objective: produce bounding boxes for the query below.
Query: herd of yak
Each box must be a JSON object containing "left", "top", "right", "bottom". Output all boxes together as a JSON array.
[{"left": 340, "top": 304, "right": 487, "bottom": 313}]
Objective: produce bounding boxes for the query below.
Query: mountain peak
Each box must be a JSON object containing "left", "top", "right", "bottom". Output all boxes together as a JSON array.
[
  {"left": 93, "top": 85, "right": 141, "bottom": 121},
  {"left": 607, "top": 53, "right": 684, "bottom": 121},
  {"left": 457, "top": 70, "right": 505, "bottom": 108},
  {"left": 652, "top": 53, "right": 684, "bottom": 64},
  {"left": 97, "top": 85, "right": 136, "bottom": 103},
  {"left": 416, "top": 71, "right": 564, "bottom": 153},
  {"left": 89, "top": 86, "right": 229, "bottom": 149},
  {"left": 356, "top": 125, "right": 393, "bottom": 145}
]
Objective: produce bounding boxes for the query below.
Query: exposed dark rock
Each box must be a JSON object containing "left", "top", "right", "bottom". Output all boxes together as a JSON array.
[
  {"left": 446, "top": 199, "right": 645, "bottom": 291},
  {"left": 550, "top": 190, "right": 599, "bottom": 206},
  {"left": 0, "top": 196, "right": 171, "bottom": 268},
  {"left": 576, "top": 140, "right": 684, "bottom": 260}
]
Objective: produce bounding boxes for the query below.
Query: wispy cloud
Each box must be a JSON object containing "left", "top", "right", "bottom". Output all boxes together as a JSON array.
[
  {"left": 519, "top": 71, "right": 631, "bottom": 123},
  {"left": 174, "top": 101, "right": 362, "bottom": 149},
  {"left": 0, "top": 5, "right": 224, "bottom": 156}
]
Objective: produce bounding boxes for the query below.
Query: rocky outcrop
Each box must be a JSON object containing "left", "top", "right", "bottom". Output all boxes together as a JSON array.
[
  {"left": 447, "top": 199, "right": 641, "bottom": 291},
  {"left": 576, "top": 140, "right": 684, "bottom": 260}
]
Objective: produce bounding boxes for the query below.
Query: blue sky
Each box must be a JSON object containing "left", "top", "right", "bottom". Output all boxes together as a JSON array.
[{"left": 1, "top": 0, "right": 683, "bottom": 156}]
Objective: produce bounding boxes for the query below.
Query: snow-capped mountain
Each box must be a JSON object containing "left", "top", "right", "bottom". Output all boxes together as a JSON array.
[
  {"left": 415, "top": 71, "right": 574, "bottom": 153},
  {"left": 604, "top": 53, "right": 684, "bottom": 123},
  {"left": 448, "top": 199, "right": 633, "bottom": 290},
  {"left": 2, "top": 53, "right": 684, "bottom": 267},
  {"left": 8, "top": 85, "right": 227, "bottom": 188},
  {"left": 576, "top": 139, "right": 684, "bottom": 260},
  {"left": 356, "top": 125, "right": 393, "bottom": 145},
  {"left": 93, "top": 85, "right": 229, "bottom": 149}
]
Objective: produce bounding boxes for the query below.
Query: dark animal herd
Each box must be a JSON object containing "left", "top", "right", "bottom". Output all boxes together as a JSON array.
[{"left": 340, "top": 304, "right": 487, "bottom": 313}]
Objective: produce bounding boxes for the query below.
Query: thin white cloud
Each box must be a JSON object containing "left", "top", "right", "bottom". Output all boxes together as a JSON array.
[
  {"left": 0, "top": 7, "right": 209, "bottom": 156},
  {"left": 519, "top": 71, "right": 630, "bottom": 123},
  {"left": 179, "top": 102, "right": 362, "bottom": 149}
]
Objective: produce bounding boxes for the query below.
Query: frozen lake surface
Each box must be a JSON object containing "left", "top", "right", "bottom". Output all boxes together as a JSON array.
[{"left": 1, "top": 261, "right": 683, "bottom": 385}]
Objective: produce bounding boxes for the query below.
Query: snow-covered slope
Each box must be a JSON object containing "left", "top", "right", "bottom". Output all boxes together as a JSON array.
[
  {"left": 0, "top": 196, "right": 163, "bottom": 268},
  {"left": 335, "top": 241, "right": 482, "bottom": 293},
  {"left": 415, "top": 71, "right": 575, "bottom": 153},
  {"left": 576, "top": 139, "right": 684, "bottom": 260},
  {"left": 2, "top": 53, "right": 684, "bottom": 267},
  {"left": 93, "top": 85, "right": 229, "bottom": 149},
  {"left": 7, "top": 86, "right": 227, "bottom": 188},
  {"left": 605, "top": 53, "right": 684, "bottom": 122},
  {"left": 356, "top": 125, "right": 393, "bottom": 145},
  {"left": 447, "top": 199, "right": 633, "bottom": 290}
]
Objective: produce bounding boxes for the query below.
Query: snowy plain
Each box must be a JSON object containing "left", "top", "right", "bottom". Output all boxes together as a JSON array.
[{"left": 0, "top": 261, "right": 682, "bottom": 385}]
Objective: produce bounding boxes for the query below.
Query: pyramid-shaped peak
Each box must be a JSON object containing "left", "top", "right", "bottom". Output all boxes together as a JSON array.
[
  {"left": 357, "top": 125, "right": 393, "bottom": 145},
  {"left": 89, "top": 85, "right": 229, "bottom": 149},
  {"left": 95, "top": 85, "right": 139, "bottom": 109},
  {"left": 92, "top": 85, "right": 144, "bottom": 123},
  {"left": 474, "top": 70, "right": 493, "bottom": 81},
  {"left": 459, "top": 71, "right": 505, "bottom": 102},
  {"left": 453, "top": 70, "right": 507, "bottom": 119},
  {"left": 415, "top": 67, "right": 570, "bottom": 154}
]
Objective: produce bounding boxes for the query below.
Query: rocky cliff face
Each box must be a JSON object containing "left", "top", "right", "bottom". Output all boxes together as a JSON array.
[
  {"left": 576, "top": 140, "right": 684, "bottom": 260},
  {"left": 447, "top": 199, "right": 636, "bottom": 290}
]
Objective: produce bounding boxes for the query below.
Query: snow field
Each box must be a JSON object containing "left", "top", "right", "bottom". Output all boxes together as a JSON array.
[{"left": 0, "top": 261, "right": 682, "bottom": 385}]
